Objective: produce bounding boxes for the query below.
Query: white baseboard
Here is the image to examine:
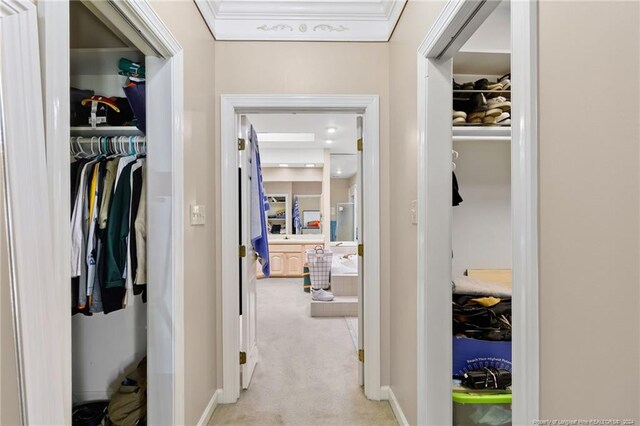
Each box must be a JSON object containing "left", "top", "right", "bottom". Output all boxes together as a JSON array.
[
  {"left": 197, "top": 388, "right": 222, "bottom": 426},
  {"left": 381, "top": 386, "right": 409, "bottom": 426}
]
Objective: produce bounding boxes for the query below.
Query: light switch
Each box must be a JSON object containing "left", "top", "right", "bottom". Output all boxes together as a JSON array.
[
  {"left": 190, "top": 204, "right": 206, "bottom": 226},
  {"left": 410, "top": 200, "right": 417, "bottom": 225}
]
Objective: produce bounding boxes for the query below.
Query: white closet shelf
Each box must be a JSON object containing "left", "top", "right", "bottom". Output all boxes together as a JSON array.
[
  {"left": 71, "top": 48, "right": 144, "bottom": 76},
  {"left": 70, "top": 126, "right": 144, "bottom": 137},
  {"left": 453, "top": 126, "right": 511, "bottom": 142}
]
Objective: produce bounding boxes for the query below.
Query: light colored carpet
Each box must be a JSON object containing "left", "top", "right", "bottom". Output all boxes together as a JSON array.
[{"left": 209, "top": 278, "right": 396, "bottom": 426}]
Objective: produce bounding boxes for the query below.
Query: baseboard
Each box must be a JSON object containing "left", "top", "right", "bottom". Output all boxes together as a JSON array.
[
  {"left": 382, "top": 386, "right": 409, "bottom": 426},
  {"left": 197, "top": 388, "right": 222, "bottom": 426}
]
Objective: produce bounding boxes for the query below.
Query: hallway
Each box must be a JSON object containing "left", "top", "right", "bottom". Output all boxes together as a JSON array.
[{"left": 209, "top": 278, "right": 396, "bottom": 425}]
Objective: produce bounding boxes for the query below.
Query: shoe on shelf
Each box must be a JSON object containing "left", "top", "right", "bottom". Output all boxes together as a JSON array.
[
  {"left": 499, "top": 73, "right": 511, "bottom": 90},
  {"left": 469, "top": 93, "right": 488, "bottom": 112},
  {"left": 487, "top": 82, "right": 504, "bottom": 91},
  {"left": 453, "top": 117, "right": 466, "bottom": 125},
  {"left": 461, "top": 82, "right": 474, "bottom": 91},
  {"left": 486, "top": 96, "right": 511, "bottom": 111},
  {"left": 453, "top": 80, "right": 462, "bottom": 90},
  {"left": 467, "top": 111, "right": 485, "bottom": 124},
  {"left": 474, "top": 78, "right": 489, "bottom": 90},
  {"left": 485, "top": 108, "right": 502, "bottom": 118},
  {"left": 483, "top": 115, "right": 497, "bottom": 124},
  {"left": 496, "top": 112, "right": 511, "bottom": 124},
  {"left": 453, "top": 111, "right": 467, "bottom": 119},
  {"left": 312, "top": 289, "right": 335, "bottom": 302}
]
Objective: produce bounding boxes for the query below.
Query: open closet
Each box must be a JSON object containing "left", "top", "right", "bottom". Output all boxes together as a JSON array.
[
  {"left": 70, "top": 2, "right": 148, "bottom": 422},
  {"left": 449, "top": 2, "right": 514, "bottom": 424},
  {"left": 53, "top": 2, "right": 183, "bottom": 423}
]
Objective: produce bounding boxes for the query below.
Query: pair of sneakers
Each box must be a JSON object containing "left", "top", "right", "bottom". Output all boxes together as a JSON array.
[{"left": 311, "top": 288, "right": 334, "bottom": 301}]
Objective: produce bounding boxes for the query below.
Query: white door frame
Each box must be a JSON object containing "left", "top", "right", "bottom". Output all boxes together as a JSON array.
[
  {"left": 416, "top": 1, "right": 539, "bottom": 425},
  {"left": 220, "top": 94, "right": 381, "bottom": 403},
  {"left": 38, "top": 1, "right": 185, "bottom": 423},
  {"left": 1, "top": 1, "right": 67, "bottom": 422}
]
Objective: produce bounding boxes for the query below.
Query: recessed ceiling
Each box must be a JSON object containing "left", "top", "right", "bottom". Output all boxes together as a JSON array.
[
  {"left": 195, "top": 0, "right": 407, "bottom": 41},
  {"left": 247, "top": 112, "right": 358, "bottom": 177}
]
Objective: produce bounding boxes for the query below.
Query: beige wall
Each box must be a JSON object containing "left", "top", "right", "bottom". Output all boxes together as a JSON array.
[
  {"left": 538, "top": 1, "right": 640, "bottom": 420},
  {"left": 262, "top": 167, "right": 323, "bottom": 182},
  {"left": 147, "top": 2, "right": 217, "bottom": 424},
  {"left": 292, "top": 181, "right": 322, "bottom": 196},
  {"left": 214, "top": 40, "right": 391, "bottom": 386},
  {"left": 330, "top": 178, "right": 351, "bottom": 219},
  {"left": 1, "top": 150, "right": 20, "bottom": 425},
  {"left": 388, "top": 1, "right": 444, "bottom": 423}
]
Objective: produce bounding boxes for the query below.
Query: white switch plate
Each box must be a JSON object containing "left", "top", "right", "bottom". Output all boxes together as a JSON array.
[
  {"left": 410, "top": 200, "right": 417, "bottom": 225},
  {"left": 190, "top": 204, "right": 206, "bottom": 226}
]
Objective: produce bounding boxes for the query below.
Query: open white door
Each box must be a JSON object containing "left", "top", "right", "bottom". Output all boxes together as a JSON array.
[
  {"left": 0, "top": 1, "right": 68, "bottom": 422},
  {"left": 356, "top": 116, "right": 365, "bottom": 386},
  {"left": 239, "top": 115, "right": 259, "bottom": 389}
]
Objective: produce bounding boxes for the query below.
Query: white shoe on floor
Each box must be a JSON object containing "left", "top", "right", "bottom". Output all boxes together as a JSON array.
[{"left": 312, "top": 289, "right": 334, "bottom": 301}]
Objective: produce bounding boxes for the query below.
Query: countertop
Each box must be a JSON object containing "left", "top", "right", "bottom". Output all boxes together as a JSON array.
[{"left": 268, "top": 238, "right": 325, "bottom": 245}]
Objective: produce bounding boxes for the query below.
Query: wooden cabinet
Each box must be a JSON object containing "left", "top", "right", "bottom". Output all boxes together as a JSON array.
[
  {"left": 285, "top": 253, "right": 303, "bottom": 276},
  {"left": 257, "top": 242, "right": 324, "bottom": 278},
  {"left": 269, "top": 253, "right": 285, "bottom": 276}
]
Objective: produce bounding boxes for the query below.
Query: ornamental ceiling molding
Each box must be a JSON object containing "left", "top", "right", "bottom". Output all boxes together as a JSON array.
[
  {"left": 256, "top": 23, "right": 350, "bottom": 33},
  {"left": 195, "top": 0, "right": 406, "bottom": 41}
]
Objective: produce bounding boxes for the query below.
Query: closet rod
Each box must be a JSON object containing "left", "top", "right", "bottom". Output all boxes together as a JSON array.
[
  {"left": 452, "top": 136, "right": 511, "bottom": 142},
  {"left": 70, "top": 136, "right": 147, "bottom": 143}
]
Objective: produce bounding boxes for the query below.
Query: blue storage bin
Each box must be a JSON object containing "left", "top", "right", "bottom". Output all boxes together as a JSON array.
[{"left": 453, "top": 336, "right": 511, "bottom": 378}]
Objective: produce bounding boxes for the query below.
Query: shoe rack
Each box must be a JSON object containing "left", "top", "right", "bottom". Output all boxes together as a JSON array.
[{"left": 452, "top": 74, "right": 512, "bottom": 128}]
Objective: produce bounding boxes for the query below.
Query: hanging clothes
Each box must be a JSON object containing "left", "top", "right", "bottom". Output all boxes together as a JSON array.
[
  {"left": 452, "top": 171, "right": 463, "bottom": 206},
  {"left": 249, "top": 126, "right": 270, "bottom": 277},
  {"left": 70, "top": 144, "right": 148, "bottom": 316}
]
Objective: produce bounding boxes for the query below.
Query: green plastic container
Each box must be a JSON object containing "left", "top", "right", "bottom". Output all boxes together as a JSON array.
[
  {"left": 452, "top": 392, "right": 512, "bottom": 426},
  {"left": 303, "top": 265, "right": 310, "bottom": 292}
]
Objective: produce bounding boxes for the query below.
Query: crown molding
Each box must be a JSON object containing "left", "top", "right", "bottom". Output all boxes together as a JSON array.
[{"left": 195, "top": 0, "right": 406, "bottom": 41}]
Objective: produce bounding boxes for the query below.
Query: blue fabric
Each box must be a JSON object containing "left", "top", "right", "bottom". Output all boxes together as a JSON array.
[
  {"left": 330, "top": 221, "right": 337, "bottom": 242},
  {"left": 293, "top": 196, "right": 301, "bottom": 234},
  {"left": 250, "top": 127, "right": 270, "bottom": 277}
]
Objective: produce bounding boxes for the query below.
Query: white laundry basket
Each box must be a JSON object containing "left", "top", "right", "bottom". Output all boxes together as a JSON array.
[{"left": 306, "top": 246, "right": 333, "bottom": 291}]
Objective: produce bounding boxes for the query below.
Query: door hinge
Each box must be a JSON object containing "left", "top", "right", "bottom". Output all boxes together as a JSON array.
[
  {"left": 240, "top": 351, "right": 247, "bottom": 365},
  {"left": 239, "top": 245, "right": 247, "bottom": 258},
  {"left": 358, "top": 244, "right": 364, "bottom": 257},
  {"left": 238, "top": 138, "right": 246, "bottom": 151},
  {"left": 357, "top": 138, "right": 363, "bottom": 152},
  {"left": 358, "top": 349, "right": 364, "bottom": 363}
]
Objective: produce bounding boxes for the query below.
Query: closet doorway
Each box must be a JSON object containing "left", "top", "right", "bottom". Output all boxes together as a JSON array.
[
  {"left": 416, "top": 0, "right": 538, "bottom": 425},
  {"left": 220, "top": 95, "right": 382, "bottom": 404},
  {"left": 34, "top": 1, "right": 184, "bottom": 423}
]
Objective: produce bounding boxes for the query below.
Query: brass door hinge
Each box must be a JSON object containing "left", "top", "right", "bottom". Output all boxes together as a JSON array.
[
  {"left": 238, "top": 138, "right": 246, "bottom": 151},
  {"left": 358, "top": 349, "right": 364, "bottom": 363},
  {"left": 358, "top": 244, "right": 364, "bottom": 257},
  {"left": 357, "top": 138, "right": 363, "bottom": 152},
  {"left": 240, "top": 352, "right": 247, "bottom": 365},
  {"left": 239, "top": 245, "right": 247, "bottom": 257}
]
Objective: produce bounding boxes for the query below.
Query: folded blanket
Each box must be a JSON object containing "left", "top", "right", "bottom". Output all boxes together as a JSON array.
[{"left": 452, "top": 275, "right": 512, "bottom": 298}]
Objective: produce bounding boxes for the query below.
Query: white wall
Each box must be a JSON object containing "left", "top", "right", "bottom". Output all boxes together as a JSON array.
[
  {"left": 452, "top": 140, "right": 511, "bottom": 276},
  {"left": 72, "top": 304, "right": 147, "bottom": 401},
  {"left": 262, "top": 167, "right": 323, "bottom": 182}
]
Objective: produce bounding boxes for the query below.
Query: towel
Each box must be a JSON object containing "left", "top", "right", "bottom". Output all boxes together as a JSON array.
[
  {"left": 452, "top": 275, "right": 512, "bottom": 298},
  {"left": 249, "top": 126, "right": 270, "bottom": 276},
  {"left": 293, "top": 196, "right": 301, "bottom": 234}
]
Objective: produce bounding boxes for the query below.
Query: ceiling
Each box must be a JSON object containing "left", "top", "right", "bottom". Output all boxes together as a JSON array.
[
  {"left": 247, "top": 112, "right": 359, "bottom": 178},
  {"left": 195, "top": 0, "right": 407, "bottom": 41}
]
